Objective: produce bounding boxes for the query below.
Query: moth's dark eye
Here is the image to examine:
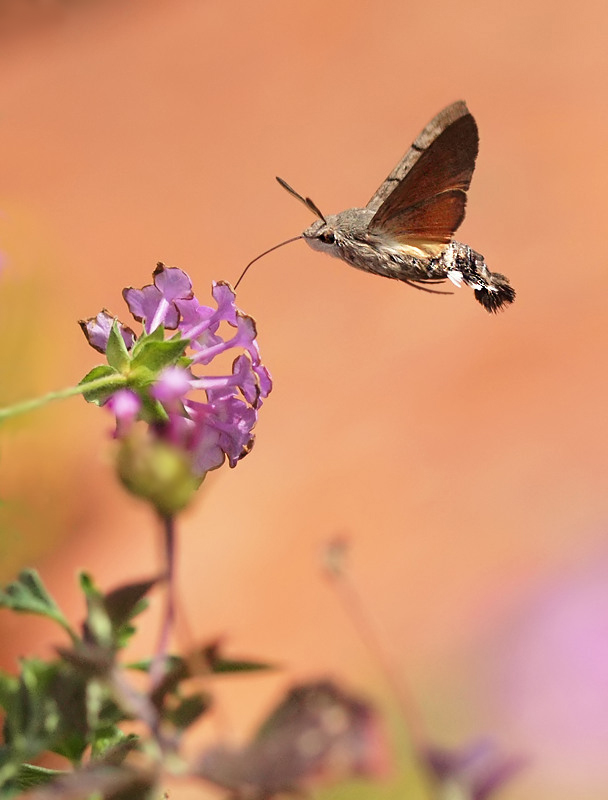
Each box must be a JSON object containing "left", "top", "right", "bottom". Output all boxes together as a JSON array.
[{"left": 318, "top": 231, "right": 335, "bottom": 245}]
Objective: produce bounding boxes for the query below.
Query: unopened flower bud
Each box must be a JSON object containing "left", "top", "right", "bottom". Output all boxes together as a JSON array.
[{"left": 116, "top": 430, "right": 203, "bottom": 516}]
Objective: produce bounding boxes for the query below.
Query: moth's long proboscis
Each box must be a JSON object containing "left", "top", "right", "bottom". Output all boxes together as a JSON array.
[{"left": 234, "top": 235, "right": 304, "bottom": 290}]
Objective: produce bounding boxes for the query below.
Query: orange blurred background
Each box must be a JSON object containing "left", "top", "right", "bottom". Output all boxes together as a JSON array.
[{"left": 1, "top": 2, "right": 608, "bottom": 799}]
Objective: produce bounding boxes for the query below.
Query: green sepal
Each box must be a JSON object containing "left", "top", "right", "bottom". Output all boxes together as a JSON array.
[
  {"left": 105, "top": 320, "right": 132, "bottom": 372},
  {"left": 136, "top": 392, "right": 169, "bottom": 426},
  {"left": 130, "top": 324, "right": 165, "bottom": 356},
  {"left": 128, "top": 325, "right": 164, "bottom": 365},
  {"left": 78, "top": 365, "right": 123, "bottom": 405},
  {"left": 129, "top": 335, "right": 189, "bottom": 375}
]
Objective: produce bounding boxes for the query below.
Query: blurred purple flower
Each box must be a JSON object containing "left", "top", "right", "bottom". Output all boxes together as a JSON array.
[
  {"left": 424, "top": 739, "right": 525, "bottom": 800},
  {"left": 81, "top": 264, "right": 272, "bottom": 477},
  {"left": 198, "top": 680, "right": 387, "bottom": 796},
  {"left": 106, "top": 389, "right": 141, "bottom": 437}
]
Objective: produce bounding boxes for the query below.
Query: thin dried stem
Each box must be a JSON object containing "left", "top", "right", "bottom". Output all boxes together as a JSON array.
[{"left": 323, "top": 538, "right": 428, "bottom": 756}]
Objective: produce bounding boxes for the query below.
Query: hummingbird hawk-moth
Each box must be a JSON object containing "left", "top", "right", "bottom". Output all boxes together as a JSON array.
[{"left": 237, "top": 101, "right": 514, "bottom": 312}]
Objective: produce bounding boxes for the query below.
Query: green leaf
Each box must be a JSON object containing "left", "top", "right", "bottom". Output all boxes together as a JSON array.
[
  {"left": 0, "top": 668, "right": 18, "bottom": 693},
  {"left": 91, "top": 731, "right": 139, "bottom": 766},
  {"left": 78, "top": 365, "right": 122, "bottom": 405},
  {"left": 131, "top": 642, "right": 274, "bottom": 712},
  {"left": 0, "top": 570, "right": 73, "bottom": 636},
  {"left": 9, "top": 763, "right": 68, "bottom": 791},
  {"left": 47, "top": 661, "right": 128, "bottom": 763},
  {"left": 103, "top": 577, "right": 158, "bottom": 631},
  {"left": 48, "top": 690, "right": 89, "bottom": 761},
  {"left": 130, "top": 645, "right": 274, "bottom": 679},
  {"left": 203, "top": 640, "right": 275, "bottom": 674},
  {"left": 113, "top": 621, "right": 138, "bottom": 651},
  {"left": 79, "top": 574, "right": 156, "bottom": 652},
  {"left": 164, "top": 693, "right": 210, "bottom": 731},
  {"left": 128, "top": 653, "right": 180, "bottom": 677},
  {"left": 208, "top": 655, "right": 275, "bottom": 674},
  {"left": 14, "top": 764, "right": 156, "bottom": 800},
  {"left": 105, "top": 321, "right": 131, "bottom": 372},
  {"left": 0, "top": 746, "right": 20, "bottom": 796},
  {"left": 79, "top": 572, "right": 101, "bottom": 601},
  {"left": 0, "top": 659, "right": 69, "bottom": 763},
  {"left": 51, "top": 731, "right": 90, "bottom": 764}
]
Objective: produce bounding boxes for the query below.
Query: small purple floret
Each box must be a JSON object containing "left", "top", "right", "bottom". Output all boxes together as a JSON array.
[
  {"left": 151, "top": 366, "right": 193, "bottom": 403},
  {"left": 106, "top": 389, "right": 141, "bottom": 436},
  {"left": 123, "top": 264, "right": 194, "bottom": 333},
  {"left": 79, "top": 311, "right": 136, "bottom": 354}
]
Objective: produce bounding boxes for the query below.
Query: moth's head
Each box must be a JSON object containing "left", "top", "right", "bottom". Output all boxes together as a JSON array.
[
  {"left": 275, "top": 176, "right": 340, "bottom": 254},
  {"left": 302, "top": 217, "right": 339, "bottom": 254},
  {"left": 276, "top": 177, "right": 374, "bottom": 257},
  {"left": 304, "top": 207, "right": 375, "bottom": 255}
]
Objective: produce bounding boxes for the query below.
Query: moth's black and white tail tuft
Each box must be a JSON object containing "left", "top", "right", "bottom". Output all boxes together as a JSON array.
[
  {"left": 452, "top": 245, "right": 515, "bottom": 314},
  {"left": 474, "top": 272, "right": 516, "bottom": 313}
]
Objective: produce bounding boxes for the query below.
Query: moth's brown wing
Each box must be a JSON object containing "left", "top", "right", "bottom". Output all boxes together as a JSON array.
[
  {"left": 367, "top": 103, "right": 479, "bottom": 256},
  {"left": 380, "top": 189, "right": 467, "bottom": 254},
  {"left": 366, "top": 101, "right": 474, "bottom": 212}
]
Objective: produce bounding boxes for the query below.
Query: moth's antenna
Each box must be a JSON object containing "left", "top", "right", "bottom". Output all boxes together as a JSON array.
[
  {"left": 234, "top": 235, "right": 303, "bottom": 290},
  {"left": 276, "top": 176, "right": 327, "bottom": 223}
]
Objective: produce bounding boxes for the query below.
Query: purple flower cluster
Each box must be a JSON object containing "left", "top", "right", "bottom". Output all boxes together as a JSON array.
[{"left": 80, "top": 264, "right": 271, "bottom": 475}]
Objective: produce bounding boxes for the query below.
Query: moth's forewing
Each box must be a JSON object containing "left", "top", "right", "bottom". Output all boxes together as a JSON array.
[
  {"left": 366, "top": 101, "right": 472, "bottom": 213},
  {"left": 377, "top": 190, "right": 467, "bottom": 253},
  {"left": 367, "top": 102, "right": 479, "bottom": 256}
]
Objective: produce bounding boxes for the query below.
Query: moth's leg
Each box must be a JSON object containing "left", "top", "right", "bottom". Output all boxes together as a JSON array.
[{"left": 402, "top": 278, "right": 453, "bottom": 296}]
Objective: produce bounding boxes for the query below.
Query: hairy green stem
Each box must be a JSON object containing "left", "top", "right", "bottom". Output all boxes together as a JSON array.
[{"left": 0, "top": 375, "right": 127, "bottom": 422}]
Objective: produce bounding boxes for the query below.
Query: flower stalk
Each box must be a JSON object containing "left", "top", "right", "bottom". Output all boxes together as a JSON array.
[
  {"left": 0, "top": 374, "right": 126, "bottom": 423},
  {"left": 151, "top": 513, "right": 177, "bottom": 690}
]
